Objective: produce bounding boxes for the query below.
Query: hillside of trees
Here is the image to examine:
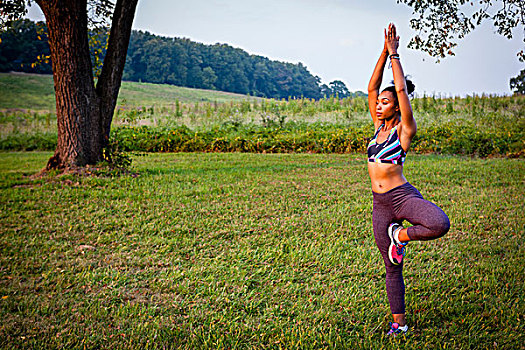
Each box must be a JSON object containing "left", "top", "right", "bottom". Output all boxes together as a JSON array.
[{"left": 1, "top": 19, "right": 364, "bottom": 100}]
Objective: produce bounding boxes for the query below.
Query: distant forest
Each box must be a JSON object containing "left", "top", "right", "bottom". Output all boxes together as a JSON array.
[{"left": 0, "top": 19, "right": 365, "bottom": 100}]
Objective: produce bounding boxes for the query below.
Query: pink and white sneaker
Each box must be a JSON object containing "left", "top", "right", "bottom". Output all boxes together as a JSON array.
[
  {"left": 388, "top": 223, "right": 407, "bottom": 265},
  {"left": 387, "top": 322, "right": 408, "bottom": 337}
]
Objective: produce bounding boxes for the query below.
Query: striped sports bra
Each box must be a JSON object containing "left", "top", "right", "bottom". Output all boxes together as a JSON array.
[{"left": 367, "top": 124, "right": 407, "bottom": 165}]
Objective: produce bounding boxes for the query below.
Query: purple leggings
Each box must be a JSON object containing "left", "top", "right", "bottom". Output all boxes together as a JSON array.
[{"left": 372, "top": 182, "right": 450, "bottom": 314}]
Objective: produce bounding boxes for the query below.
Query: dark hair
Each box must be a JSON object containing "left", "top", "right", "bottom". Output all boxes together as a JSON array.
[{"left": 381, "top": 78, "right": 415, "bottom": 105}]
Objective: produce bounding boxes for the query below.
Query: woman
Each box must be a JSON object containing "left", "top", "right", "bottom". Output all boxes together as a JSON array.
[{"left": 366, "top": 23, "right": 450, "bottom": 336}]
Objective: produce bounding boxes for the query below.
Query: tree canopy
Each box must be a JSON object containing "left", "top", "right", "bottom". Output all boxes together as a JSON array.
[
  {"left": 399, "top": 0, "right": 524, "bottom": 94},
  {"left": 510, "top": 69, "right": 525, "bottom": 94},
  {"left": 399, "top": 0, "right": 524, "bottom": 60}
]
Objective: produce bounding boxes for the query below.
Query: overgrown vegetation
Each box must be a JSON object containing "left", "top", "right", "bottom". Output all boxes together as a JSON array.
[
  {"left": 0, "top": 152, "right": 523, "bottom": 349},
  {"left": 1, "top": 73, "right": 524, "bottom": 157}
]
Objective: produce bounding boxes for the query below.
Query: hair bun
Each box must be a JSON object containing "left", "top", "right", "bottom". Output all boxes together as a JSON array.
[{"left": 405, "top": 79, "right": 415, "bottom": 95}]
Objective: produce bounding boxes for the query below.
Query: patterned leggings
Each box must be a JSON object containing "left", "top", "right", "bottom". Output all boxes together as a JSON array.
[{"left": 372, "top": 182, "right": 450, "bottom": 314}]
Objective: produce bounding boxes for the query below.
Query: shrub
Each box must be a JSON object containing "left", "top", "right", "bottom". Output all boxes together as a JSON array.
[
  {"left": 106, "top": 122, "right": 523, "bottom": 157},
  {"left": 0, "top": 132, "right": 57, "bottom": 151}
]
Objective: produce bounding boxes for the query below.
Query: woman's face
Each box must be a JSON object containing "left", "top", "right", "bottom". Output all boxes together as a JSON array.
[{"left": 376, "top": 91, "right": 399, "bottom": 120}]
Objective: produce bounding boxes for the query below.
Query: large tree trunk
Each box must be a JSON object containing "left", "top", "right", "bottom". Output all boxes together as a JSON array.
[
  {"left": 37, "top": 0, "right": 100, "bottom": 169},
  {"left": 36, "top": 0, "right": 138, "bottom": 170}
]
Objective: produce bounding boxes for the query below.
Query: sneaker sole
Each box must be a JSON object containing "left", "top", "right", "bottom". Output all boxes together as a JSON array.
[{"left": 387, "top": 330, "right": 409, "bottom": 338}]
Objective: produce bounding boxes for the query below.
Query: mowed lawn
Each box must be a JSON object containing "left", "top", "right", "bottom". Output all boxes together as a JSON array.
[{"left": 0, "top": 152, "right": 523, "bottom": 349}]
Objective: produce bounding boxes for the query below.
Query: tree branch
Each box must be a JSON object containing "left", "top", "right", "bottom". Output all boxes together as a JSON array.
[{"left": 96, "top": 0, "right": 138, "bottom": 141}]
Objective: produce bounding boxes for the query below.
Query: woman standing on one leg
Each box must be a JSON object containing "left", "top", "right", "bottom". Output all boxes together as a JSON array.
[{"left": 366, "top": 23, "right": 450, "bottom": 336}]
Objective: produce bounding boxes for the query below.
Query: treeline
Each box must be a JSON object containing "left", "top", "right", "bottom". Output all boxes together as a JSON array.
[
  {"left": 0, "top": 19, "right": 52, "bottom": 74},
  {"left": 0, "top": 19, "right": 364, "bottom": 100},
  {"left": 123, "top": 30, "right": 325, "bottom": 99}
]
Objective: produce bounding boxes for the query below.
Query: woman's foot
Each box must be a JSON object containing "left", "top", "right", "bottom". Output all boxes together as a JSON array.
[
  {"left": 388, "top": 223, "right": 407, "bottom": 265},
  {"left": 387, "top": 322, "right": 408, "bottom": 337}
]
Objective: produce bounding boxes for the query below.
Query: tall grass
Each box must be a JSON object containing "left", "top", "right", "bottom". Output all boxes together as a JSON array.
[{"left": 1, "top": 73, "right": 524, "bottom": 156}]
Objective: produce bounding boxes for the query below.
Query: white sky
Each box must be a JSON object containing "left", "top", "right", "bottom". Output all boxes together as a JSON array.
[{"left": 27, "top": 0, "right": 524, "bottom": 96}]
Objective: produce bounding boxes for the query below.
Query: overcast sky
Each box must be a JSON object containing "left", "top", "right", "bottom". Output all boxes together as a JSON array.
[{"left": 27, "top": 0, "right": 524, "bottom": 96}]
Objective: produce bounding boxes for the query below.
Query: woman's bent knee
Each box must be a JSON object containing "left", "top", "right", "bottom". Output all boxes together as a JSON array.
[
  {"left": 407, "top": 213, "right": 450, "bottom": 241},
  {"left": 433, "top": 214, "right": 450, "bottom": 238}
]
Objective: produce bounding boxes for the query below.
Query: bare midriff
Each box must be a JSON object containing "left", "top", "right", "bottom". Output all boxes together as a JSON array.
[{"left": 368, "top": 162, "right": 407, "bottom": 193}]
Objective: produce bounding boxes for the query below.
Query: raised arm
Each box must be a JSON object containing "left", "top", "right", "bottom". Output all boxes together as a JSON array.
[
  {"left": 367, "top": 35, "right": 389, "bottom": 127},
  {"left": 386, "top": 24, "right": 417, "bottom": 141}
]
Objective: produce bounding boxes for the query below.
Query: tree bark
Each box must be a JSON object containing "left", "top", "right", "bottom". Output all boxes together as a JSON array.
[{"left": 36, "top": 0, "right": 138, "bottom": 169}]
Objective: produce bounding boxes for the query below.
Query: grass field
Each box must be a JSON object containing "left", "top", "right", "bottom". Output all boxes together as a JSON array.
[
  {"left": 0, "top": 72, "right": 256, "bottom": 112},
  {"left": 1, "top": 152, "right": 523, "bottom": 349}
]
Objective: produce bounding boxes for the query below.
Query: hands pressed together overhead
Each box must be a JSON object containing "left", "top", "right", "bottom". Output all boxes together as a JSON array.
[{"left": 384, "top": 23, "right": 399, "bottom": 56}]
